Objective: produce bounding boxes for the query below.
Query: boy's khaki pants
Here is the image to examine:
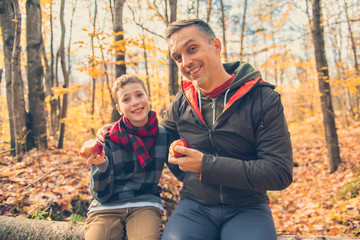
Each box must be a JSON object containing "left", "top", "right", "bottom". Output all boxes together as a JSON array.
[{"left": 85, "top": 206, "right": 162, "bottom": 240}]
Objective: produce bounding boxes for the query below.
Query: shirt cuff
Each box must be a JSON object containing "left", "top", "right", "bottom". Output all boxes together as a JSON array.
[{"left": 96, "top": 156, "right": 109, "bottom": 172}]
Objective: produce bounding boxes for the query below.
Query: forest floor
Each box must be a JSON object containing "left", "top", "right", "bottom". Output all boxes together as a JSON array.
[{"left": 0, "top": 117, "right": 359, "bottom": 237}]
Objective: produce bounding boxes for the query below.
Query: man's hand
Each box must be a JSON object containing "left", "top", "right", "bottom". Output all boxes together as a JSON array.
[
  {"left": 85, "top": 151, "right": 106, "bottom": 167},
  {"left": 96, "top": 124, "right": 113, "bottom": 142},
  {"left": 169, "top": 145, "right": 204, "bottom": 173}
]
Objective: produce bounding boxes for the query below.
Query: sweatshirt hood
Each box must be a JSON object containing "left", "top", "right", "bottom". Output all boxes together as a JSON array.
[{"left": 223, "top": 61, "right": 262, "bottom": 89}]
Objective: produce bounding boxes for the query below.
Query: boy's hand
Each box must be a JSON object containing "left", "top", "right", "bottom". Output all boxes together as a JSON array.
[
  {"left": 169, "top": 146, "right": 203, "bottom": 173},
  {"left": 96, "top": 124, "right": 114, "bottom": 142},
  {"left": 86, "top": 151, "right": 106, "bottom": 167}
]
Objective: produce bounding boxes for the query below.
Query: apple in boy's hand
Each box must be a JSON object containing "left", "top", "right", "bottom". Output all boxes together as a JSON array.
[
  {"left": 79, "top": 139, "right": 103, "bottom": 158},
  {"left": 170, "top": 139, "right": 189, "bottom": 158}
]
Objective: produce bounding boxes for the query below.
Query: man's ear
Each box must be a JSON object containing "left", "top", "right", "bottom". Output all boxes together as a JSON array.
[{"left": 212, "top": 38, "right": 222, "bottom": 55}]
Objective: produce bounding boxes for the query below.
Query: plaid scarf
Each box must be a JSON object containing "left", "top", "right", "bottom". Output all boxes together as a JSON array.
[{"left": 109, "top": 111, "right": 158, "bottom": 169}]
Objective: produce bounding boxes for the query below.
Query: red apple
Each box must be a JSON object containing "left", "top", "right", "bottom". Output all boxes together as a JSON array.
[
  {"left": 79, "top": 139, "right": 103, "bottom": 158},
  {"left": 169, "top": 139, "right": 189, "bottom": 158}
]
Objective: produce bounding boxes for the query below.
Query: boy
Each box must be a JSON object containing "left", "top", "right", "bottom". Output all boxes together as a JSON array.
[{"left": 83, "top": 74, "right": 182, "bottom": 240}]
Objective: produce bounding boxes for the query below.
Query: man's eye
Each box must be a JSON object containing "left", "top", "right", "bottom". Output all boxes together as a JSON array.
[
  {"left": 174, "top": 55, "right": 181, "bottom": 62},
  {"left": 189, "top": 46, "right": 197, "bottom": 52}
]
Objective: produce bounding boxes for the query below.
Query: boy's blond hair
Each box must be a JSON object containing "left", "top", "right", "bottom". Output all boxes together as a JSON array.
[{"left": 112, "top": 74, "right": 147, "bottom": 105}]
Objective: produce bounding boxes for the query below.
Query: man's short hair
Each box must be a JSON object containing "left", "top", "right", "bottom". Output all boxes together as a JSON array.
[
  {"left": 165, "top": 19, "right": 216, "bottom": 42},
  {"left": 112, "top": 74, "right": 147, "bottom": 105}
]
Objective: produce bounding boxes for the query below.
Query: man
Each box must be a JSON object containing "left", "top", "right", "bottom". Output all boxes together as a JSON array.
[
  {"left": 160, "top": 19, "right": 293, "bottom": 240},
  {"left": 97, "top": 19, "right": 293, "bottom": 240}
]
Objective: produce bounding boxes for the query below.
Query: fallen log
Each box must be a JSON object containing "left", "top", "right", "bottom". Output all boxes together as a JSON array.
[
  {"left": 0, "top": 216, "right": 359, "bottom": 240},
  {"left": 0, "top": 216, "right": 85, "bottom": 240}
]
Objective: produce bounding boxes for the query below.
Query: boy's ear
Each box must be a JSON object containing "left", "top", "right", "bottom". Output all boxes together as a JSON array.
[{"left": 116, "top": 104, "right": 123, "bottom": 115}]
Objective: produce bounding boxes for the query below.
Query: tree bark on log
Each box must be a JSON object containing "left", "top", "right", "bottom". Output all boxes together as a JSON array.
[
  {"left": 0, "top": 216, "right": 84, "bottom": 240},
  {"left": 0, "top": 216, "right": 359, "bottom": 240}
]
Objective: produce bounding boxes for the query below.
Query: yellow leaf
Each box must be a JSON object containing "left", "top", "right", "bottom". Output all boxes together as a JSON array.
[{"left": 338, "top": 202, "right": 347, "bottom": 212}]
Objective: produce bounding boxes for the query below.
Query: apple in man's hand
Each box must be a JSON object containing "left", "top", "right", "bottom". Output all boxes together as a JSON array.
[
  {"left": 79, "top": 139, "right": 103, "bottom": 158},
  {"left": 170, "top": 139, "right": 189, "bottom": 158}
]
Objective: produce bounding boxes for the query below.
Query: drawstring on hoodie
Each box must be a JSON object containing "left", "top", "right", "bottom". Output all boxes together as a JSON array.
[
  {"left": 224, "top": 89, "right": 230, "bottom": 107},
  {"left": 198, "top": 88, "right": 231, "bottom": 115},
  {"left": 198, "top": 90, "right": 202, "bottom": 114}
]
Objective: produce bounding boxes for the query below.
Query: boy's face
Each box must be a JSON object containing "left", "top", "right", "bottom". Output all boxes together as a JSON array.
[
  {"left": 116, "top": 83, "right": 150, "bottom": 127},
  {"left": 167, "top": 25, "right": 223, "bottom": 92}
]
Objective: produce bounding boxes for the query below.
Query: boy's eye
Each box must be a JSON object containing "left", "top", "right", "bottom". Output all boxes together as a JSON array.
[
  {"left": 122, "top": 98, "right": 129, "bottom": 102},
  {"left": 137, "top": 93, "right": 144, "bottom": 98}
]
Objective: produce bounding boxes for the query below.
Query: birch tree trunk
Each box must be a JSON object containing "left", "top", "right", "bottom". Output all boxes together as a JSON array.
[
  {"left": 310, "top": 0, "right": 342, "bottom": 173},
  {"left": 11, "top": 0, "right": 27, "bottom": 161},
  {"left": 26, "top": 0, "right": 47, "bottom": 149}
]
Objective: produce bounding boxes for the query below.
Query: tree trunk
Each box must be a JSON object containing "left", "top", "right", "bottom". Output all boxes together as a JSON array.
[
  {"left": 206, "top": 0, "right": 212, "bottom": 23},
  {"left": 343, "top": 0, "right": 359, "bottom": 118},
  {"left": 111, "top": 0, "right": 126, "bottom": 122},
  {"left": 26, "top": 0, "right": 47, "bottom": 149},
  {"left": 142, "top": 37, "right": 151, "bottom": 99},
  {"left": 11, "top": 0, "right": 27, "bottom": 161},
  {"left": 167, "top": 0, "right": 178, "bottom": 98},
  {"left": 239, "top": 0, "right": 248, "bottom": 57},
  {"left": 67, "top": 0, "right": 77, "bottom": 86},
  {"left": 0, "top": 216, "right": 85, "bottom": 240},
  {"left": 343, "top": 0, "right": 358, "bottom": 73},
  {"left": 310, "top": 0, "right": 342, "bottom": 173},
  {"left": 219, "top": 0, "right": 227, "bottom": 62},
  {"left": 95, "top": 26, "right": 115, "bottom": 124},
  {"left": 46, "top": 1, "right": 58, "bottom": 137},
  {"left": 0, "top": 216, "right": 359, "bottom": 240},
  {"left": 113, "top": 0, "right": 126, "bottom": 79},
  {"left": 90, "top": 0, "right": 98, "bottom": 135},
  {"left": 57, "top": 0, "right": 69, "bottom": 149},
  {"left": 0, "top": 0, "right": 16, "bottom": 151}
]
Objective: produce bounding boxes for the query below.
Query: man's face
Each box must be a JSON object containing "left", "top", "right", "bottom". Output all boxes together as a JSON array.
[{"left": 167, "top": 25, "right": 222, "bottom": 92}]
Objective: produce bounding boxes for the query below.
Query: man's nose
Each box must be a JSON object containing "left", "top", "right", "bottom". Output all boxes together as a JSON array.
[{"left": 182, "top": 55, "right": 193, "bottom": 69}]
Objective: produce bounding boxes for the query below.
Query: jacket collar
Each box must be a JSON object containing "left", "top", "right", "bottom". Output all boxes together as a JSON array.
[{"left": 182, "top": 76, "right": 262, "bottom": 122}]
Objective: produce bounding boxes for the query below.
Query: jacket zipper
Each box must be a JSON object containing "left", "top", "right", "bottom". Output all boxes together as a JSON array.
[{"left": 210, "top": 99, "right": 224, "bottom": 204}]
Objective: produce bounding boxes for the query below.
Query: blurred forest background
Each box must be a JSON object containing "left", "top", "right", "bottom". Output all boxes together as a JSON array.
[{"left": 0, "top": 0, "right": 359, "bottom": 237}]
